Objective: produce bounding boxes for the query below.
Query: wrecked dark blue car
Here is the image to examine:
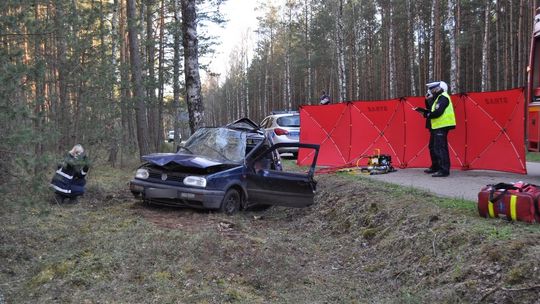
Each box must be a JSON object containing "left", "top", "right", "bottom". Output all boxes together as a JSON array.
[{"left": 129, "top": 118, "right": 320, "bottom": 214}]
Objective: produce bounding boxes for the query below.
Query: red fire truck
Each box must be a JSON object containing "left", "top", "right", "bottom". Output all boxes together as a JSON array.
[{"left": 527, "top": 10, "right": 540, "bottom": 151}]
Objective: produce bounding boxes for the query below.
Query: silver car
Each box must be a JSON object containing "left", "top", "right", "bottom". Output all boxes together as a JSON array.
[
  {"left": 167, "top": 130, "right": 181, "bottom": 142},
  {"left": 260, "top": 112, "right": 300, "bottom": 157}
]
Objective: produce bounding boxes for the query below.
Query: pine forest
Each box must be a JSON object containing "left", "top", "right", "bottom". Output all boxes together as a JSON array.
[{"left": 0, "top": 0, "right": 537, "bottom": 188}]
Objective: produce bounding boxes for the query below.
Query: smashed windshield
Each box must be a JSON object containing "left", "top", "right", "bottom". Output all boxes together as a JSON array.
[{"left": 179, "top": 128, "right": 247, "bottom": 163}]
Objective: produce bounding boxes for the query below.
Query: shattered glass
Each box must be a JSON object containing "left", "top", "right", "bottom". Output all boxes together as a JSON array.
[{"left": 180, "top": 128, "right": 247, "bottom": 163}]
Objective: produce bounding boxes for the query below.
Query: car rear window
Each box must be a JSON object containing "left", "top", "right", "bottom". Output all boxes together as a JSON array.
[{"left": 277, "top": 115, "right": 300, "bottom": 127}]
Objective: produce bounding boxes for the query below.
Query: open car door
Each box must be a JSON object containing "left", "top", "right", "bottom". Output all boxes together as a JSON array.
[{"left": 245, "top": 143, "right": 320, "bottom": 207}]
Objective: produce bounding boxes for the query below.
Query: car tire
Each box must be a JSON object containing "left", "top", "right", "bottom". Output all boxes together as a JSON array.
[{"left": 220, "top": 189, "right": 241, "bottom": 215}]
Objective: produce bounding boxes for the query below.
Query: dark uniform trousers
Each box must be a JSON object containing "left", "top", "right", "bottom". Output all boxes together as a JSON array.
[{"left": 429, "top": 128, "right": 450, "bottom": 175}]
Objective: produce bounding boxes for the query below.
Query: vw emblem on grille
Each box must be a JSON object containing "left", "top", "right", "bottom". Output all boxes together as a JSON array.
[{"left": 161, "top": 174, "right": 168, "bottom": 181}]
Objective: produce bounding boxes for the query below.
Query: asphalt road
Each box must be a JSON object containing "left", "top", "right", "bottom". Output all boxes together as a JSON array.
[{"left": 364, "top": 162, "right": 540, "bottom": 202}]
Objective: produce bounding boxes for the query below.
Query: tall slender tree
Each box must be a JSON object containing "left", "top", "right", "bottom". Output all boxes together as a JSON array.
[
  {"left": 447, "top": 0, "right": 458, "bottom": 92},
  {"left": 181, "top": 0, "right": 204, "bottom": 133},
  {"left": 336, "top": 0, "right": 346, "bottom": 102},
  {"left": 127, "top": 0, "right": 151, "bottom": 158},
  {"left": 172, "top": 0, "right": 182, "bottom": 144},
  {"left": 481, "top": 0, "right": 490, "bottom": 91}
]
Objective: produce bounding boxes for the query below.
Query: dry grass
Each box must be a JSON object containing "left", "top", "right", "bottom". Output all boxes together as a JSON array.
[{"left": 1, "top": 164, "right": 540, "bottom": 303}]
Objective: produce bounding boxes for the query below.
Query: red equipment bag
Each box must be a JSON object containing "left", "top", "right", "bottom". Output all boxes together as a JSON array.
[{"left": 477, "top": 182, "right": 540, "bottom": 223}]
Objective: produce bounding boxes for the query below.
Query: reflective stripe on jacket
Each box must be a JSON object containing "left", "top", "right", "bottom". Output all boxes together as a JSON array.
[{"left": 430, "top": 91, "right": 456, "bottom": 129}]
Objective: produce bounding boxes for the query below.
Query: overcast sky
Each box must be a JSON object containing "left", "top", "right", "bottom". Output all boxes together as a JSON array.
[{"left": 201, "top": 0, "right": 283, "bottom": 82}]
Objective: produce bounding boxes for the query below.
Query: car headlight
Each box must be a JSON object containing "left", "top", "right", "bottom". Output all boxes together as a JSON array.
[
  {"left": 135, "top": 168, "right": 149, "bottom": 179},
  {"left": 183, "top": 176, "right": 207, "bottom": 188}
]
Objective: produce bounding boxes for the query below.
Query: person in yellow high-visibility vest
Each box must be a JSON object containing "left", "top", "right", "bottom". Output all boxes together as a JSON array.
[{"left": 413, "top": 81, "right": 456, "bottom": 177}]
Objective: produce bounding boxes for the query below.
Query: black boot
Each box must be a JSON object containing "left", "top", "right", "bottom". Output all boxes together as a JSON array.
[{"left": 432, "top": 171, "right": 449, "bottom": 177}]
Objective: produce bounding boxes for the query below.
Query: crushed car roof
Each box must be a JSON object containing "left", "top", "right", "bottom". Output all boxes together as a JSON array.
[{"left": 225, "top": 118, "right": 262, "bottom": 133}]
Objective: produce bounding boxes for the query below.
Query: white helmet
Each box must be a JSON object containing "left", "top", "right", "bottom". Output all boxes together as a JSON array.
[
  {"left": 426, "top": 81, "right": 448, "bottom": 92},
  {"left": 439, "top": 81, "right": 448, "bottom": 92}
]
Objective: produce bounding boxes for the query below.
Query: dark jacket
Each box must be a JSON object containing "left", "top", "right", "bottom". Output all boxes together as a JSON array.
[
  {"left": 50, "top": 153, "right": 90, "bottom": 196},
  {"left": 424, "top": 97, "right": 434, "bottom": 130},
  {"left": 320, "top": 93, "right": 330, "bottom": 105}
]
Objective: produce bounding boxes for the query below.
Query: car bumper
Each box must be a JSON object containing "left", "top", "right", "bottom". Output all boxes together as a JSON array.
[
  {"left": 130, "top": 179, "right": 224, "bottom": 209},
  {"left": 277, "top": 146, "right": 299, "bottom": 153},
  {"left": 272, "top": 137, "right": 299, "bottom": 153}
]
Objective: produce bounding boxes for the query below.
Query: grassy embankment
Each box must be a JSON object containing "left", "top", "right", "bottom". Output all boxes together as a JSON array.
[{"left": 1, "top": 156, "right": 540, "bottom": 303}]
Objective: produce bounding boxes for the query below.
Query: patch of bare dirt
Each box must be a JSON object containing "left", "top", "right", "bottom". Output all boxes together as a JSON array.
[{"left": 131, "top": 203, "right": 221, "bottom": 231}]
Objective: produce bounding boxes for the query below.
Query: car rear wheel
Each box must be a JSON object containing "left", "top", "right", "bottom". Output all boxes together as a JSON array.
[{"left": 220, "top": 189, "right": 241, "bottom": 215}]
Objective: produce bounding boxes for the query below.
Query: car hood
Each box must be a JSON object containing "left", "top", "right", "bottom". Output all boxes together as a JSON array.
[{"left": 142, "top": 153, "right": 231, "bottom": 169}]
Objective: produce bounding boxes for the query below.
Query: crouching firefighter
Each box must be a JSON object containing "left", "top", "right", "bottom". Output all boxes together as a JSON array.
[{"left": 50, "top": 144, "right": 90, "bottom": 203}]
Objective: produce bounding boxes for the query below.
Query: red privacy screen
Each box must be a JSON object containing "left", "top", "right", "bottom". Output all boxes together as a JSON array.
[{"left": 297, "top": 88, "right": 526, "bottom": 174}]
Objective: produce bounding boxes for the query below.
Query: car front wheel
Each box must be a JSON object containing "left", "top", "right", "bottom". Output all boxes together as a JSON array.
[{"left": 220, "top": 189, "right": 241, "bottom": 215}]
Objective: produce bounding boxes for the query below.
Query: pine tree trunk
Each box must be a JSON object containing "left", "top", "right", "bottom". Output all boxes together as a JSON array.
[
  {"left": 111, "top": 0, "right": 119, "bottom": 68},
  {"left": 495, "top": 0, "right": 500, "bottom": 89},
  {"left": 336, "top": 0, "right": 346, "bottom": 102},
  {"left": 428, "top": 2, "right": 434, "bottom": 81},
  {"left": 33, "top": 2, "right": 46, "bottom": 173},
  {"left": 264, "top": 48, "right": 269, "bottom": 112},
  {"left": 270, "top": 29, "right": 275, "bottom": 113},
  {"left": 119, "top": 0, "right": 134, "bottom": 166},
  {"left": 447, "top": 0, "right": 458, "bottom": 92},
  {"left": 503, "top": 2, "right": 508, "bottom": 89},
  {"left": 127, "top": 0, "right": 151, "bottom": 158},
  {"left": 172, "top": 0, "right": 182, "bottom": 145},
  {"left": 304, "top": 0, "right": 313, "bottom": 103},
  {"left": 388, "top": 4, "right": 395, "bottom": 98},
  {"left": 54, "top": 0, "right": 69, "bottom": 149},
  {"left": 481, "top": 0, "right": 490, "bottom": 91},
  {"left": 433, "top": 0, "right": 441, "bottom": 80},
  {"left": 245, "top": 46, "right": 250, "bottom": 117},
  {"left": 181, "top": 0, "right": 204, "bottom": 133},
  {"left": 407, "top": 0, "right": 416, "bottom": 95},
  {"left": 456, "top": 1, "right": 461, "bottom": 92},
  {"left": 146, "top": 0, "right": 159, "bottom": 151},
  {"left": 111, "top": 0, "right": 120, "bottom": 150},
  {"left": 157, "top": 0, "right": 165, "bottom": 148},
  {"left": 517, "top": 0, "right": 524, "bottom": 87},
  {"left": 509, "top": 2, "right": 515, "bottom": 87}
]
